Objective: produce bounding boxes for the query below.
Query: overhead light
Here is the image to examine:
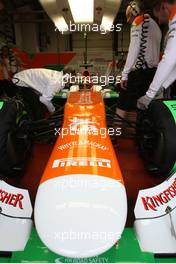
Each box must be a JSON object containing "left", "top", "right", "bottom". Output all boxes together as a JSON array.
[
  {"left": 39, "top": 0, "right": 56, "bottom": 8},
  {"left": 39, "top": 0, "right": 68, "bottom": 33},
  {"left": 53, "top": 15, "right": 68, "bottom": 33},
  {"left": 101, "top": 0, "right": 122, "bottom": 32},
  {"left": 101, "top": 15, "right": 114, "bottom": 32},
  {"left": 68, "top": 0, "right": 94, "bottom": 23}
]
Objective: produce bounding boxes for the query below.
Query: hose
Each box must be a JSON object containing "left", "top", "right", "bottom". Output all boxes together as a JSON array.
[{"left": 135, "top": 14, "right": 150, "bottom": 70}]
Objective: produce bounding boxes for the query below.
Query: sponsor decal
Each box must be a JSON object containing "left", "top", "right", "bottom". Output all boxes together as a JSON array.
[
  {"left": 163, "top": 101, "right": 176, "bottom": 117},
  {"left": 77, "top": 92, "right": 93, "bottom": 104},
  {"left": 52, "top": 157, "right": 111, "bottom": 169},
  {"left": 135, "top": 173, "right": 176, "bottom": 219},
  {"left": 0, "top": 181, "right": 32, "bottom": 218},
  {"left": 0, "top": 189, "right": 24, "bottom": 209},
  {"left": 69, "top": 117, "right": 97, "bottom": 126},
  {"left": 141, "top": 178, "right": 176, "bottom": 212},
  {"left": 69, "top": 117, "right": 98, "bottom": 133},
  {"left": 58, "top": 140, "right": 108, "bottom": 151}
]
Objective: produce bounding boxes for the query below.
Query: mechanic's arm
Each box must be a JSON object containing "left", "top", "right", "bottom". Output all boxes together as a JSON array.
[
  {"left": 146, "top": 29, "right": 176, "bottom": 99},
  {"left": 40, "top": 73, "right": 66, "bottom": 113},
  {"left": 121, "top": 26, "right": 140, "bottom": 82},
  {"left": 48, "top": 71, "right": 67, "bottom": 93},
  {"left": 137, "top": 28, "right": 176, "bottom": 110},
  {"left": 39, "top": 95, "right": 55, "bottom": 113}
]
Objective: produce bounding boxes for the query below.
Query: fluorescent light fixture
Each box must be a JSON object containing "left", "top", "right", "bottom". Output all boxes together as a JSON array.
[
  {"left": 101, "top": 0, "right": 122, "bottom": 32},
  {"left": 39, "top": 0, "right": 56, "bottom": 8},
  {"left": 53, "top": 15, "right": 68, "bottom": 32},
  {"left": 39, "top": 0, "right": 68, "bottom": 32},
  {"left": 42, "top": 0, "right": 55, "bottom": 3},
  {"left": 101, "top": 15, "right": 114, "bottom": 32},
  {"left": 68, "top": 0, "right": 94, "bottom": 23}
]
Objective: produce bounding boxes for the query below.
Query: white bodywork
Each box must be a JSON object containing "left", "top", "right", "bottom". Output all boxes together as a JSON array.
[
  {"left": 0, "top": 181, "right": 33, "bottom": 252},
  {"left": 35, "top": 174, "right": 127, "bottom": 258},
  {"left": 134, "top": 173, "right": 176, "bottom": 254},
  {"left": 0, "top": 215, "right": 32, "bottom": 252}
]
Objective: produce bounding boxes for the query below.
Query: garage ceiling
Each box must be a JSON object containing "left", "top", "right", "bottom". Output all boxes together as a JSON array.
[
  {"left": 2, "top": 0, "right": 129, "bottom": 12},
  {"left": 39, "top": 0, "right": 126, "bottom": 32},
  {"left": 2, "top": 0, "right": 42, "bottom": 11},
  {"left": 0, "top": 0, "right": 128, "bottom": 24}
]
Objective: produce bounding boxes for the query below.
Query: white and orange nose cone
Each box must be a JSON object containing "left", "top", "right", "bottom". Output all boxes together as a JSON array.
[{"left": 34, "top": 91, "right": 127, "bottom": 258}]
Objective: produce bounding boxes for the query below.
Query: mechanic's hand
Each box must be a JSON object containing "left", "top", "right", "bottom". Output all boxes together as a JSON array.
[
  {"left": 120, "top": 80, "right": 128, "bottom": 90},
  {"left": 137, "top": 95, "right": 152, "bottom": 110}
]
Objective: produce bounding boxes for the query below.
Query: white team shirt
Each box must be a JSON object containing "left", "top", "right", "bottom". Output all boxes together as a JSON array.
[
  {"left": 122, "top": 15, "right": 161, "bottom": 81},
  {"left": 147, "top": 8, "right": 176, "bottom": 99},
  {"left": 12, "top": 68, "right": 66, "bottom": 112}
]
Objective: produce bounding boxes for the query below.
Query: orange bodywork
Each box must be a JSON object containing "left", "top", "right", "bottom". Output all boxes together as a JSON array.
[{"left": 40, "top": 91, "right": 124, "bottom": 185}]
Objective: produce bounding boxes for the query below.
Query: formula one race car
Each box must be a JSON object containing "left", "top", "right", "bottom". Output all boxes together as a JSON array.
[{"left": 1, "top": 80, "right": 176, "bottom": 259}]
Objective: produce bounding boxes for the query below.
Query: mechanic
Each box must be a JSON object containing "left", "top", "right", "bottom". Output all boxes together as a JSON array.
[
  {"left": 12, "top": 67, "right": 75, "bottom": 120},
  {"left": 137, "top": 0, "right": 176, "bottom": 109},
  {"left": 116, "top": 0, "right": 162, "bottom": 120}
]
